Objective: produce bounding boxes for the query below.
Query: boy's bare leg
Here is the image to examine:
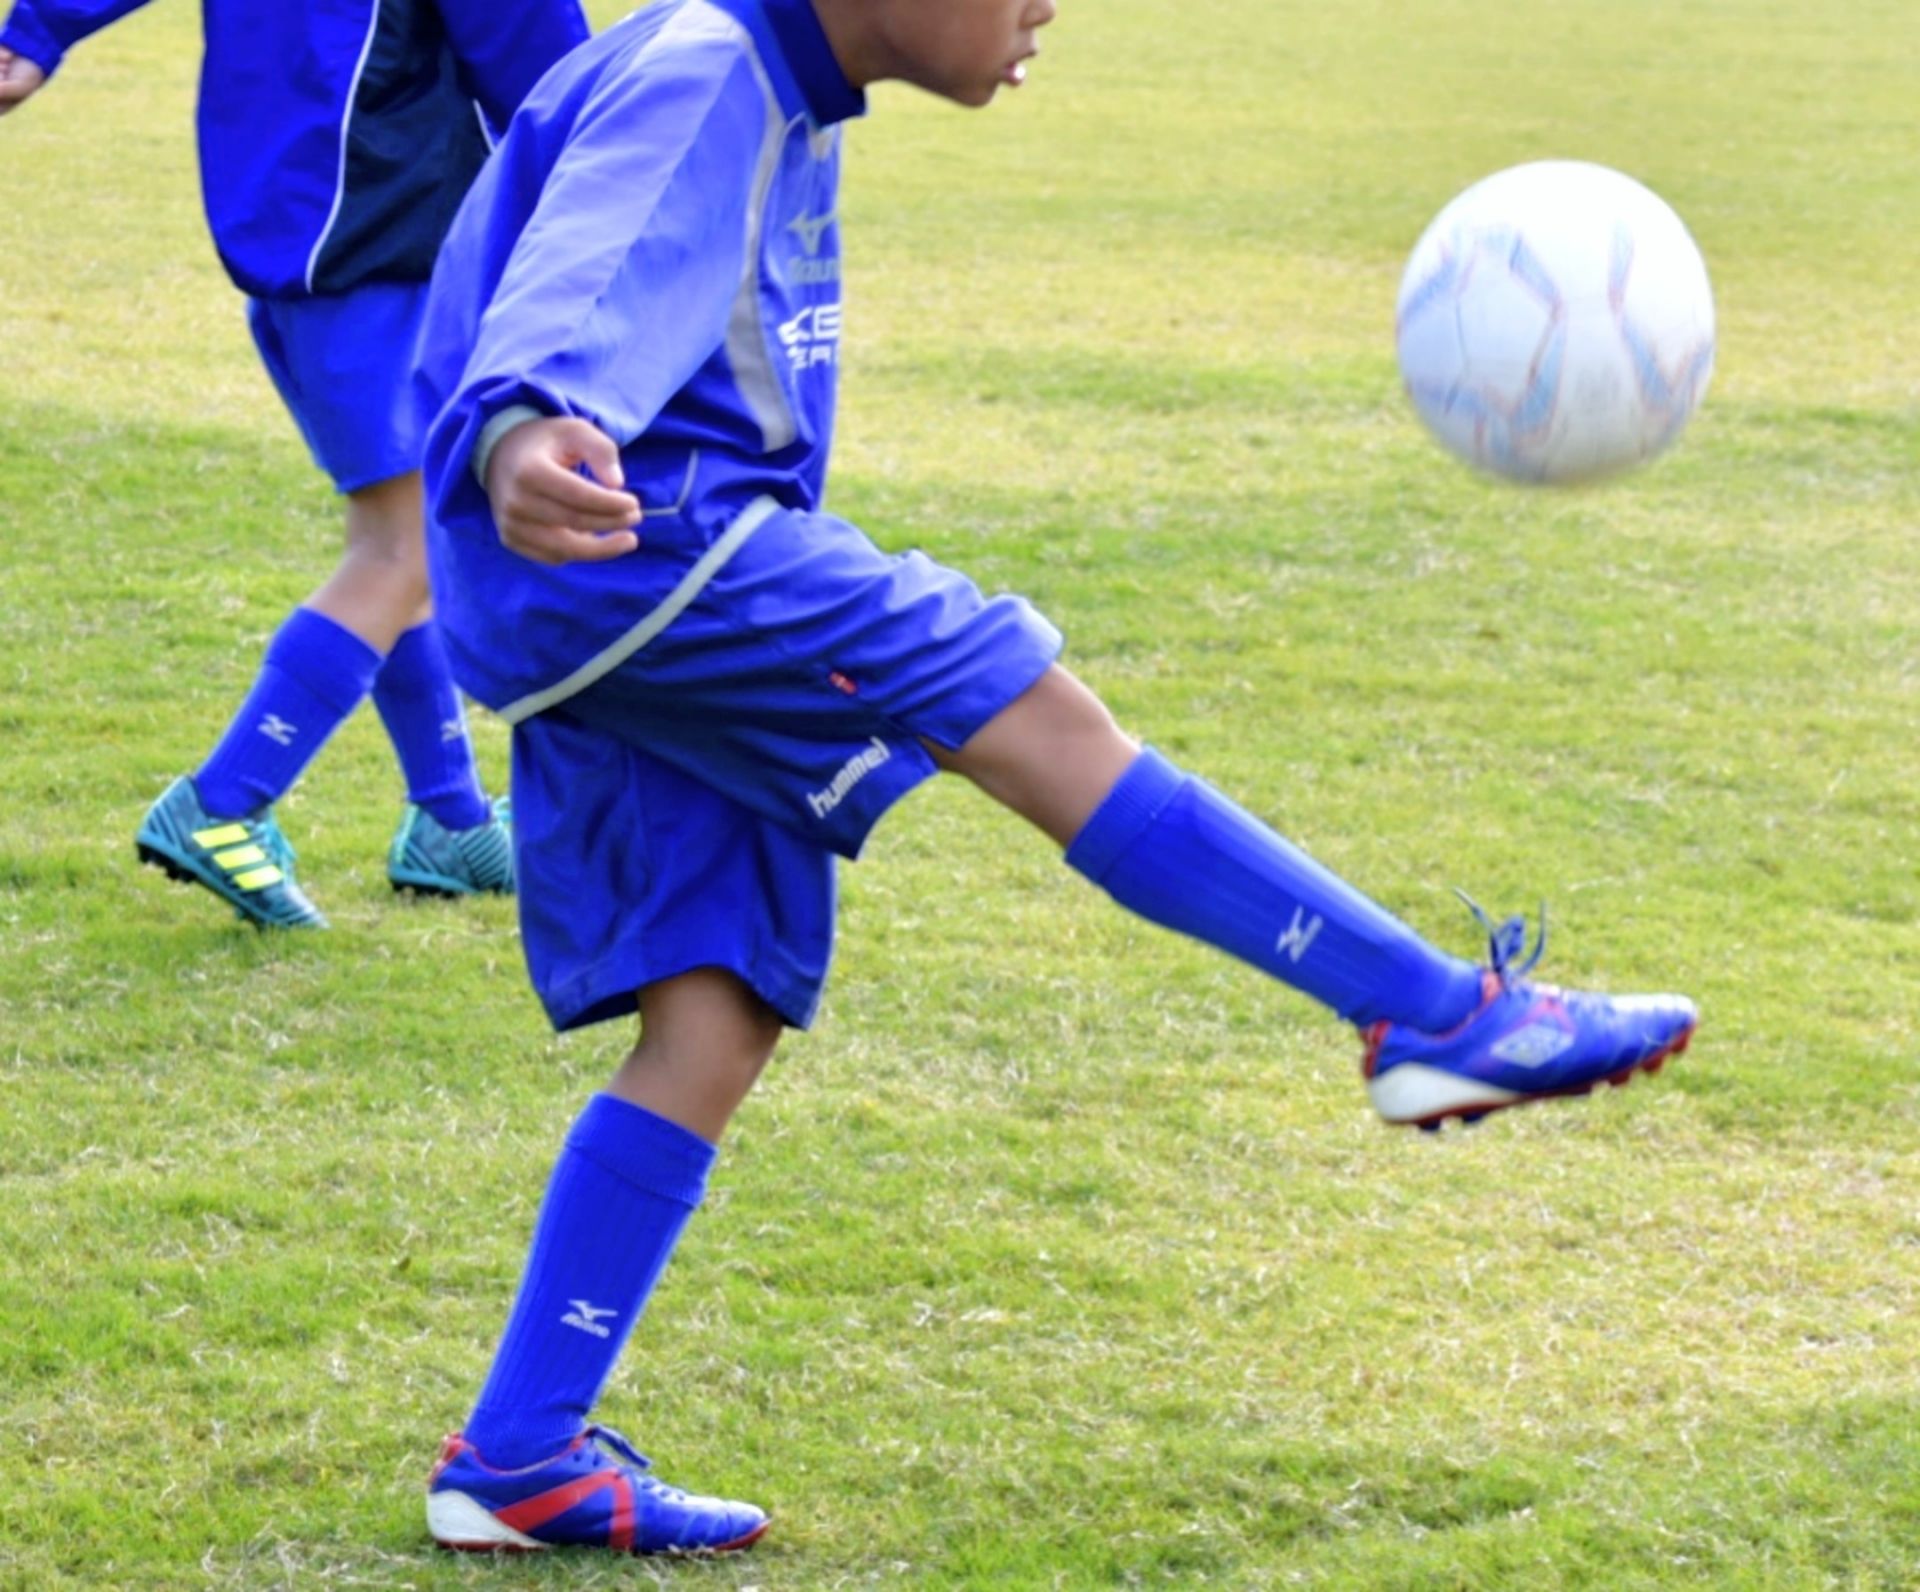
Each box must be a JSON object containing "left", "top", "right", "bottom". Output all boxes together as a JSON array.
[
  {"left": 309, "top": 469, "right": 500, "bottom": 845},
  {"left": 305, "top": 469, "right": 432, "bottom": 652},
  {"left": 926, "top": 665, "right": 1138, "bottom": 845},
  {"left": 608, "top": 967, "right": 785, "bottom": 1142}
]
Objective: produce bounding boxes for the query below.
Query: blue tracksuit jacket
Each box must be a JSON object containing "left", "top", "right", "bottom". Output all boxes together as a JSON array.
[
  {"left": 0, "top": 0, "right": 588, "bottom": 297},
  {"left": 415, "top": 0, "right": 863, "bottom": 715}
]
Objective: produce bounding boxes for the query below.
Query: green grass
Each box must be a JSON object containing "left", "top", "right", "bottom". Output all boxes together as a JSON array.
[{"left": 3, "top": 1, "right": 1918, "bottom": 1586}]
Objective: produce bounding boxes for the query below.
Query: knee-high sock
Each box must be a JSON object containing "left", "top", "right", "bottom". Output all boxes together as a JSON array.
[
  {"left": 193, "top": 607, "right": 382, "bottom": 819},
  {"left": 1066, "top": 747, "right": 1483, "bottom": 1033},
  {"left": 463, "top": 1095, "right": 716, "bottom": 1469},
  {"left": 371, "top": 622, "right": 490, "bottom": 830}
]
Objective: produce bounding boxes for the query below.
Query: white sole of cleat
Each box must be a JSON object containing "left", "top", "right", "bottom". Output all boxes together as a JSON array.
[
  {"left": 427, "top": 1491, "right": 545, "bottom": 1552},
  {"left": 426, "top": 1489, "right": 773, "bottom": 1557},
  {"left": 1373, "top": 1024, "right": 1696, "bottom": 1131},
  {"left": 1368, "top": 1065, "right": 1524, "bottom": 1124}
]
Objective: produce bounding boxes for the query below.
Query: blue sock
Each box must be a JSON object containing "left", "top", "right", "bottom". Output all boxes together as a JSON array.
[
  {"left": 194, "top": 607, "right": 383, "bottom": 819},
  {"left": 1066, "top": 747, "right": 1484, "bottom": 1032},
  {"left": 371, "top": 622, "right": 491, "bottom": 830},
  {"left": 464, "top": 1095, "right": 716, "bottom": 1469}
]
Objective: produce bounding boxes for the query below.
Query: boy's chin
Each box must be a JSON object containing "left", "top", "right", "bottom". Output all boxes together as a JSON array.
[
  {"left": 919, "top": 68, "right": 1008, "bottom": 109},
  {"left": 948, "top": 79, "right": 1002, "bottom": 109}
]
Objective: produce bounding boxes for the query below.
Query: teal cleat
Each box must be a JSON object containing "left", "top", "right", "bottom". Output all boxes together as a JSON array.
[
  {"left": 388, "top": 798, "right": 515, "bottom": 897},
  {"left": 135, "top": 776, "right": 327, "bottom": 929}
]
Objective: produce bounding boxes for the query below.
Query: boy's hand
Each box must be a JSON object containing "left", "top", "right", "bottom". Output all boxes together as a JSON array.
[
  {"left": 0, "top": 49, "right": 48, "bottom": 115},
  {"left": 485, "top": 416, "right": 642, "bottom": 566}
]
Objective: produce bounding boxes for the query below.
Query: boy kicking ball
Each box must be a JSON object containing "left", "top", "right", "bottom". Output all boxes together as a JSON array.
[{"left": 413, "top": 0, "right": 1697, "bottom": 1555}]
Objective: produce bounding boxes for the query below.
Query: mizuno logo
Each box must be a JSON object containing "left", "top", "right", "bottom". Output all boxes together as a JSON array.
[
  {"left": 1274, "top": 907, "right": 1323, "bottom": 964},
  {"left": 440, "top": 717, "right": 465, "bottom": 744},
  {"left": 258, "top": 714, "right": 298, "bottom": 747},
  {"left": 808, "top": 737, "right": 891, "bottom": 819},
  {"left": 561, "top": 1300, "right": 617, "bottom": 1339},
  {"left": 1489, "top": 1022, "right": 1575, "bottom": 1069},
  {"left": 786, "top": 210, "right": 835, "bottom": 257}
]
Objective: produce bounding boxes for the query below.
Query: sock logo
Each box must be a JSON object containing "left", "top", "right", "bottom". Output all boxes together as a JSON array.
[
  {"left": 440, "top": 717, "right": 465, "bottom": 744},
  {"left": 561, "top": 1299, "right": 617, "bottom": 1339},
  {"left": 258, "top": 714, "right": 298, "bottom": 747},
  {"left": 1274, "top": 906, "right": 1323, "bottom": 964}
]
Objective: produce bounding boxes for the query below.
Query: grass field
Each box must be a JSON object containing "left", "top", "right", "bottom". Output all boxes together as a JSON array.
[{"left": 3, "top": 1, "right": 1918, "bottom": 1586}]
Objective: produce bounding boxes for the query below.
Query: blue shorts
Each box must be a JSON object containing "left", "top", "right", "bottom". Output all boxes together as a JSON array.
[
  {"left": 511, "top": 502, "right": 1063, "bottom": 1033},
  {"left": 247, "top": 281, "right": 428, "bottom": 493}
]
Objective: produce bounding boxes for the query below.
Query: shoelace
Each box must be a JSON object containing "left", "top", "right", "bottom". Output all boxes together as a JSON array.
[
  {"left": 582, "top": 1425, "right": 689, "bottom": 1499},
  {"left": 584, "top": 1424, "right": 652, "bottom": 1471},
  {"left": 1454, "top": 889, "right": 1547, "bottom": 987}
]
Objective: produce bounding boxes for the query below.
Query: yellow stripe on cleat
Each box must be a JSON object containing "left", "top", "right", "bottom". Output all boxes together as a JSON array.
[
  {"left": 193, "top": 824, "right": 253, "bottom": 848},
  {"left": 213, "top": 845, "right": 266, "bottom": 870},
  {"left": 232, "top": 866, "right": 284, "bottom": 890}
]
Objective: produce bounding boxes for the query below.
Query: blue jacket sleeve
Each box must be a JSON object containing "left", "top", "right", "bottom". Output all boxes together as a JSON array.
[
  {"left": 0, "top": 0, "right": 152, "bottom": 76},
  {"left": 437, "top": 0, "right": 591, "bottom": 132},
  {"left": 430, "top": 37, "right": 767, "bottom": 494}
]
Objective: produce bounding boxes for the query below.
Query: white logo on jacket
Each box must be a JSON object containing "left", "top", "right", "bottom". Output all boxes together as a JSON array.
[
  {"left": 779, "top": 302, "right": 841, "bottom": 371},
  {"left": 786, "top": 210, "right": 835, "bottom": 256}
]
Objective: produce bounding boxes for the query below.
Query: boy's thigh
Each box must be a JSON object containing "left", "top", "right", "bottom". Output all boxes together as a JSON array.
[
  {"left": 246, "top": 281, "right": 429, "bottom": 494},
  {"left": 511, "top": 707, "right": 837, "bottom": 1034},
  {"left": 566, "top": 504, "right": 1064, "bottom": 859}
]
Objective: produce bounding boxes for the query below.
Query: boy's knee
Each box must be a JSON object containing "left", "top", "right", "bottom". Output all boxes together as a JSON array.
[
  {"left": 636, "top": 967, "right": 784, "bottom": 1069},
  {"left": 341, "top": 508, "right": 428, "bottom": 595},
  {"left": 935, "top": 667, "right": 1139, "bottom": 845},
  {"left": 609, "top": 969, "right": 783, "bottom": 1140},
  {"left": 945, "top": 666, "right": 1132, "bottom": 781},
  {"left": 345, "top": 473, "right": 425, "bottom": 555}
]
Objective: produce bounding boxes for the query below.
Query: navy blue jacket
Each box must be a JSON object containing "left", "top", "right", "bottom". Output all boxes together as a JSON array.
[{"left": 1, "top": 0, "right": 589, "bottom": 298}]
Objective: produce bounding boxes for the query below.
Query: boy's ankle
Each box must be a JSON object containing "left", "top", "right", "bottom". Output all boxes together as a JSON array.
[{"left": 459, "top": 1421, "right": 583, "bottom": 1472}]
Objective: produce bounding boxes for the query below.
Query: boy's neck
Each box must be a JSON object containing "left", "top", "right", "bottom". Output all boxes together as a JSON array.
[{"left": 805, "top": 0, "right": 886, "bottom": 91}]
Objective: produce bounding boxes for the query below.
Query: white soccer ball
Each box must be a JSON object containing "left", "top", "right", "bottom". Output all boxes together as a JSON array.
[{"left": 1395, "top": 161, "right": 1715, "bottom": 485}]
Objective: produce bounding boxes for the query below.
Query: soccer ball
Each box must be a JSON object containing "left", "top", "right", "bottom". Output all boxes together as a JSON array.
[{"left": 1395, "top": 161, "right": 1715, "bottom": 485}]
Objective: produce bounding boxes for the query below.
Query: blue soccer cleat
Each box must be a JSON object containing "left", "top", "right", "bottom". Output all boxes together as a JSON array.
[
  {"left": 387, "top": 797, "right": 514, "bottom": 897},
  {"left": 426, "top": 1426, "right": 769, "bottom": 1556},
  {"left": 136, "top": 775, "right": 327, "bottom": 929},
  {"left": 1362, "top": 898, "right": 1696, "bottom": 1130}
]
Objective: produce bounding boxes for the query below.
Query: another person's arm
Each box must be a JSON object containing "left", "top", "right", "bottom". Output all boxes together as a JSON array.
[
  {"left": 0, "top": 0, "right": 154, "bottom": 110},
  {"left": 0, "top": 46, "right": 44, "bottom": 111}
]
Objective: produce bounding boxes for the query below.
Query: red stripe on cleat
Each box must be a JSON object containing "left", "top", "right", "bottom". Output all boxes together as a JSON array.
[
  {"left": 608, "top": 1472, "right": 634, "bottom": 1551},
  {"left": 712, "top": 1519, "right": 772, "bottom": 1554}
]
